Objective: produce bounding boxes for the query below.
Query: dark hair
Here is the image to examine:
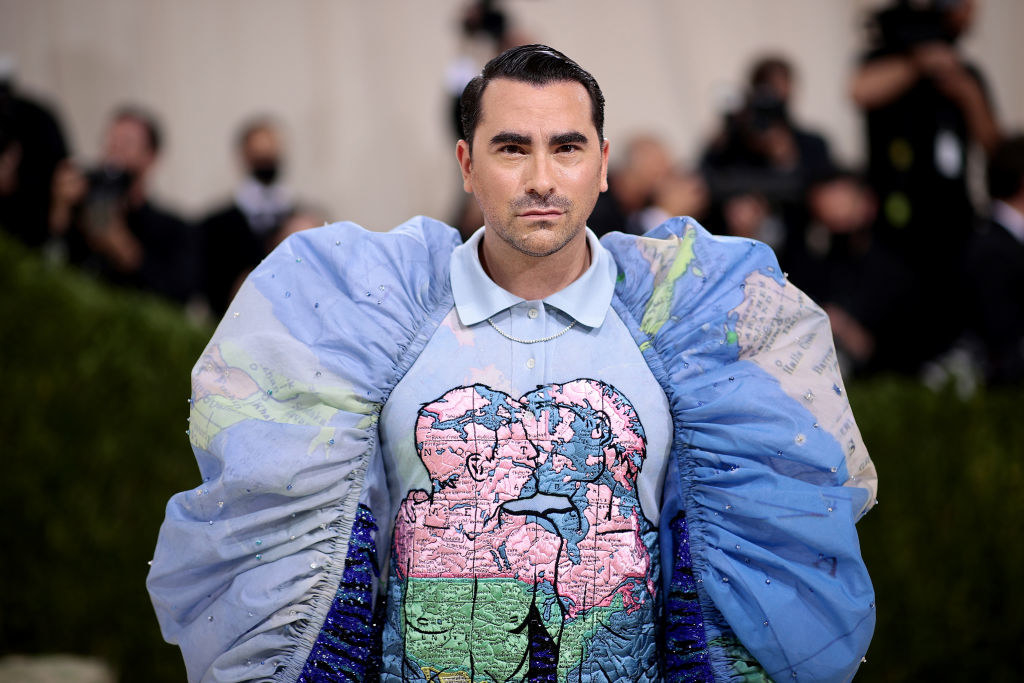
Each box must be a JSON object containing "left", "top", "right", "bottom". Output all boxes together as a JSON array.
[
  {"left": 808, "top": 164, "right": 867, "bottom": 190},
  {"left": 987, "top": 134, "right": 1024, "bottom": 200},
  {"left": 459, "top": 43, "right": 605, "bottom": 151},
  {"left": 112, "top": 105, "right": 162, "bottom": 155},
  {"left": 236, "top": 115, "right": 280, "bottom": 151},
  {"left": 749, "top": 55, "right": 793, "bottom": 90}
]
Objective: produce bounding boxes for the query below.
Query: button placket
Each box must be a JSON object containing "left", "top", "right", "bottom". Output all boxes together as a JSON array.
[{"left": 525, "top": 302, "right": 539, "bottom": 373}]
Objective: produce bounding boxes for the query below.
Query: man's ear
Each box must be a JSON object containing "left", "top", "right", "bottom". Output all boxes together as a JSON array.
[
  {"left": 600, "top": 138, "right": 610, "bottom": 193},
  {"left": 456, "top": 139, "right": 473, "bottom": 193}
]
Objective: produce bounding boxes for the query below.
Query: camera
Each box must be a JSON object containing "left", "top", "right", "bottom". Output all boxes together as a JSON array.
[
  {"left": 82, "top": 165, "right": 133, "bottom": 235},
  {"left": 746, "top": 89, "right": 788, "bottom": 132}
]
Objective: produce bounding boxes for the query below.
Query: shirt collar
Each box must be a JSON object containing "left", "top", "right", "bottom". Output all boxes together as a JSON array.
[
  {"left": 992, "top": 200, "right": 1024, "bottom": 245},
  {"left": 449, "top": 226, "right": 617, "bottom": 328}
]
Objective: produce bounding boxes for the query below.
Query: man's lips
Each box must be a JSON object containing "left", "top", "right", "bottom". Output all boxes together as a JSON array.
[{"left": 518, "top": 209, "right": 563, "bottom": 218}]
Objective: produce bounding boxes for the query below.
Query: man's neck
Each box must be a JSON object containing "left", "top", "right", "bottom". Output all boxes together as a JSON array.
[{"left": 479, "top": 230, "right": 591, "bottom": 300}]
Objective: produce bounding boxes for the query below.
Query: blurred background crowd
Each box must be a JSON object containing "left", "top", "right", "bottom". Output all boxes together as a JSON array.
[
  {"left": 3, "top": 2, "right": 1024, "bottom": 681},
  {"left": 2, "top": 0, "right": 1023, "bottom": 389}
]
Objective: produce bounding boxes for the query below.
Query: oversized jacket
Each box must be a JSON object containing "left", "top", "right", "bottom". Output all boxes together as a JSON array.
[{"left": 147, "top": 216, "right": 878, "bottom": 682}]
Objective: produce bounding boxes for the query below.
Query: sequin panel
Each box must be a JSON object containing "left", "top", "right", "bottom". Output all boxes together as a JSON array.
[
  {"left": 298, "top": 504, "right": 381, "bottom": 682},
  {"left": 664, "top": 512, "right": 714, "bottom": 682}
]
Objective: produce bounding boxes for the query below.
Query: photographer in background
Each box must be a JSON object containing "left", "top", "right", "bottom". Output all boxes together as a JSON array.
[
  {"left": 0, "top": 55, "right": 70, "bottom": 248},
  {"left": 49, "top": 106, "right": 197, "bottom": 304},
  {"left": 850, "top": 0, "right": 1000, "bottom": 370},
  {"left": 700, "top": 55, "right": 834, "bottom": 269},
  {"left": 787, "top": 168, "right": 915, "bottom": 377},
  {"left": 965, "top": 135, "right": 1024, "bottom": 385},
  {"left": 198, "top": 117, "right": 295, "bottom": 317}
]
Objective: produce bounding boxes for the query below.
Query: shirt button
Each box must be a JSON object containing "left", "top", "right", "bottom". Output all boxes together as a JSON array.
[
  {"left": 528, "top": 308, "right": 539, "bottom": 319},
  {"left": 526, "top": 358, "right": 536, "bottom": 369}
]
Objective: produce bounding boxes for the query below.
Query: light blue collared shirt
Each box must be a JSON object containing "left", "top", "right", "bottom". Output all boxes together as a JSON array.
[
  {"left": 380, "top": 224, "right": 672, "bottom": 528},
  {"left": 449, "top": 226, "right": 617, "bottom": 329}
]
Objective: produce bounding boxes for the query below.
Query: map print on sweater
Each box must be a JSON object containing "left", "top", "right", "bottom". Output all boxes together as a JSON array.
[{"left": 382, "top": 379, "right": 659, "bottom": 682}]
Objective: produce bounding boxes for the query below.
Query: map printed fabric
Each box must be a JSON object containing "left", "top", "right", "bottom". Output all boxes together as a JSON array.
[
  {"left": 146, "top": 216, "right": 877, "bottom": 683},
  {"left": 373, "top": 224, "right": 677, "bottom": 681},
  {"left": 384, "top": 380, "right": 659, "bottom": 681},
  {"left": 607, "top": 217, "right": 877, "bottom": 680}
]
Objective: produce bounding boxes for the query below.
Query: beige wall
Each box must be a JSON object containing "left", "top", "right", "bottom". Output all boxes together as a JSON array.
[{"left": 2, "top": 0, "right": 1022, "bottom": 230}]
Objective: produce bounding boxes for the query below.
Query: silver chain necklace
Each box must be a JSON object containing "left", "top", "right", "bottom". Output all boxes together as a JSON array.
[{"left": 486, "top": 317, "right": 576, "bottom": 344}]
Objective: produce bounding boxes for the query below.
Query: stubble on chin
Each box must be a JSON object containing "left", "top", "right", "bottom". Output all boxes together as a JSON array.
[
  {"left": 495, "top": 218, "right": 584, "bottom": 258},
  {"left": 492, "top": 198, "right": 583, "bottom": 258}
]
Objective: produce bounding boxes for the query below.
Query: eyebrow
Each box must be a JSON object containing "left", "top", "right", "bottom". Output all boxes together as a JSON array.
[
  {"left": 490, "top": 131, "right": 532, "bottom": 147},
  {"left": 488, "top": 131, "right": 590, "bottom": 147},
  {"left": 550, "top": 131, "right": 589, "bottom": 146}
]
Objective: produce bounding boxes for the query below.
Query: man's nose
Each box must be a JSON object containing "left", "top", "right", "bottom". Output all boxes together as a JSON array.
[{"left": 525, "top": 153, "right": 556, "bottom": 198}]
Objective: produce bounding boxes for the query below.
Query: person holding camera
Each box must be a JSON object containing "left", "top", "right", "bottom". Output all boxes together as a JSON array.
[
  {"left": 49, "top": 106, "right": 197, "bottom": 304},
  {"left": 0, "top": 58, "right": 70, "bottom": 250},
  {"left": 700, "top": 55, "right": 834, "bottom": 270},
  {"left": 850, "top": 0, "right": 1000, "bottom": 368}
]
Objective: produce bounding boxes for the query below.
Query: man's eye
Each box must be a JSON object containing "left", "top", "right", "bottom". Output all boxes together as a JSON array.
[
  {"left": 557, "top": 144, "right": 580, "bottom": 154},
  {"left": 500, "top": 145, "right": 526, "bottom": 155}
]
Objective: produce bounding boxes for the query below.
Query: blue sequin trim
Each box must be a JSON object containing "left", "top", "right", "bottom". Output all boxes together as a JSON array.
[
  {"left": 298, "top": 504, "right": 381, "bottom": 682},
  {"left": 664, "top": 512, "right": 714, "bottom": 682}
]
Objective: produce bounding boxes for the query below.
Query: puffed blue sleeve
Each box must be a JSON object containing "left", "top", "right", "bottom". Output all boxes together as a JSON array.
[
  {"left": 604, "top": 217, "right": 877, "bottom": 682},
  {"left": 146, "top": 217, "right": 459, "bottom": 682}
]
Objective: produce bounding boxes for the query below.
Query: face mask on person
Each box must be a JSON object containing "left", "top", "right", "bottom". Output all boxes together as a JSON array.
[{"left": 250, "top": 159, "right": 280, "bottom": 186}]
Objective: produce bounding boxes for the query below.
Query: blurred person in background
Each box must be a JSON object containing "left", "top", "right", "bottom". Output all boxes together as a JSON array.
[
  {"left": 588, "top": 134, "right": 674, "bottom": 236},
  {"left": 448, "top": 0, "right": 532, "bottom": 239},
  {"left": 264, "top": 204, "right": 329, "bottom": 253},
  {"left": 788, "top": 168, "right": 915, "bottom": 377},
  {"left": 850, "top": 0, "right": 1000, "bottom": 370},
  {"left": 965, "top": 134, "right": 1024, "bottom": 385},
  {"left": 701, "top": 54, "right": 835, "bottom": 268},
  {"left": 199, "top": 117, "right": 296, "bottom": 316},
  {"left": 0, "top": 55, "right": 70, "bottom": 249},
  {"left": 48, "top": 106, "right": 197, "bottom": 304},
  {"left": 630, "top": 164, "right": 710, "bottom": 235}
]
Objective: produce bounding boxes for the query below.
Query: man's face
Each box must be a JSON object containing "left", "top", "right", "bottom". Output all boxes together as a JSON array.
[
  {"left": 456, "top": 78, "right": 609, "bottom": 258},
  {"left": 242, "top": 126, "right": 282, "bottom": 173},
  {"left": 103, "top": 117, "right": 155, "bottom": 176}
]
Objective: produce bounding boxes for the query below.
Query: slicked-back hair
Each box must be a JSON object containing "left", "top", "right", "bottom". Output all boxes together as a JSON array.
[{"left": 459, "top": 44, "right": 605, "bottom": 153}]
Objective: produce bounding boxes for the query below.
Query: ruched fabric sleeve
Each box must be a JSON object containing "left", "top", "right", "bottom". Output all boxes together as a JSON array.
[
  {"left": 146, "top": 217, "right": 459, "bottom": 682},
  {"left": 604, "top": 217, "right": 877, "bottom": 682}
]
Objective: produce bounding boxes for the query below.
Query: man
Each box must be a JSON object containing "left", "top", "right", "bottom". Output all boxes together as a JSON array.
[
  {"left": 700, "top": 54, "right": 834, "bottom": 272},
  {"left": 49, "top": 106, "right": 197, "bottom": 303},
  {"left": 965, "top": 134, "right": 1024, "bottom": 384},
  {"left": 587, "top": 134, "right": 673, "bottom": 236},
  {"left": 850, "top": 0, "right": 1000, "bottom": 367},
  {"left": 788, "top": 168, "right": 915, "bottom": 377},
  {"left": 148, "top": 45, "right": 877, "bottom": 682},
  {"left": 0, "top": 57, "right": 70, "bottom": 248},
  {"left": 199, "top": 117, "right": 296, "bottom": 316}
]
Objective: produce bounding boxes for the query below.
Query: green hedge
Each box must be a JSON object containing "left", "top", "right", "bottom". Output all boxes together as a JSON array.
[
  {"left": 0, "top": 235, "right": 209, "bottom": 681},
  {"left": 1, "top": 233, "right": 1021, "bottom": 681},
  {"left": 850, "top": 379, "right": 1024, "bottom": 681}
]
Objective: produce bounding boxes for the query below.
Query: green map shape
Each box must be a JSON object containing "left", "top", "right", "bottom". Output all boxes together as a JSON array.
[
  {"left": 403, "top": 577, "right": 623, "bottom": 682},
  {"left": 189, "top": 340, "right": 377, "bottom": 452},
  {"left": 638, "top": 226, "right": 698, "bottom": 340}
]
